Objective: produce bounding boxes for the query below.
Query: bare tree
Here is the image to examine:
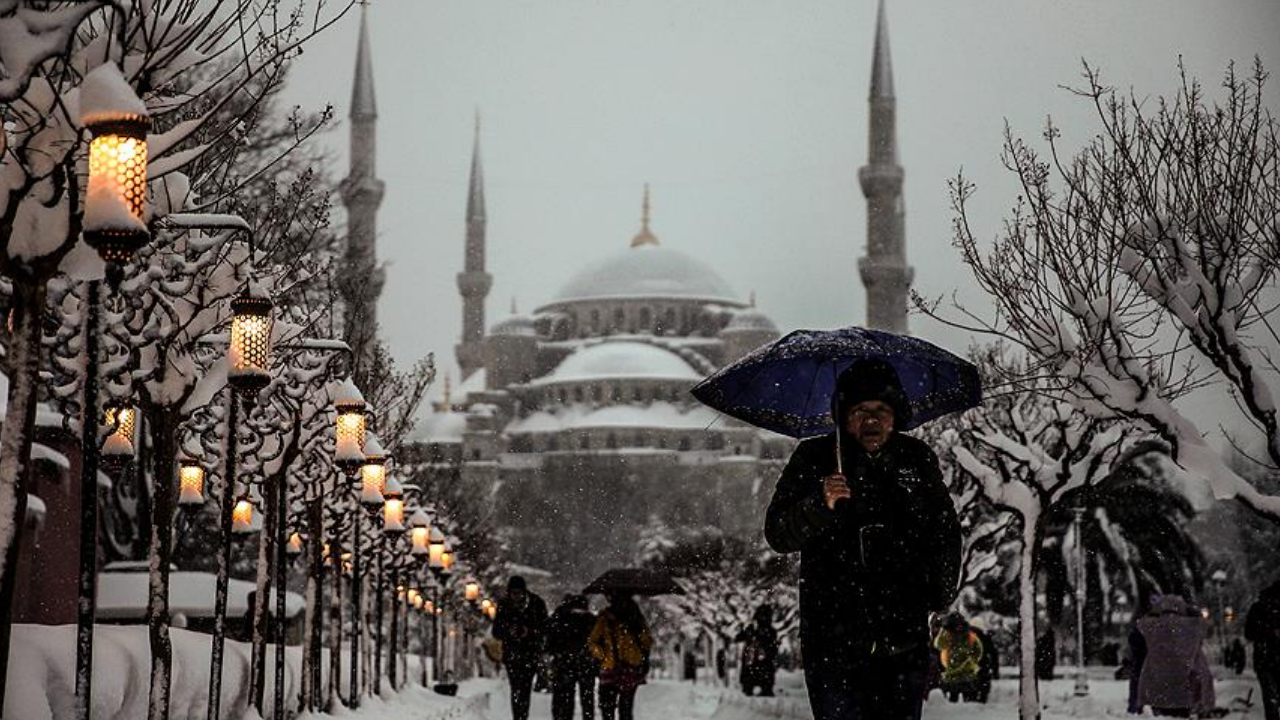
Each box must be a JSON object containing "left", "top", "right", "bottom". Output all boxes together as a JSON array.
[{"left": 929, "top": 59, "right": 1280, "bottom": 520}]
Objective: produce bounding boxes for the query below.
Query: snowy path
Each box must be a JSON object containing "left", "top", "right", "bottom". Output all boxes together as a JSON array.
[{"left": 479, "top": 680, "right": 724, "bottom": 720}]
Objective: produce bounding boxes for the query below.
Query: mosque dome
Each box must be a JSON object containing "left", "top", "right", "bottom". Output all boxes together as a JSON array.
[
  {"left": 489, "top": 312, "right": 536, "bottom": 337},
  {"left": 547, "top": 244, "right": 740, "bottom": 306},
  {"left": 534, "top": 340, "right": 703, "bottom": 385},
  {"left": 722, "top": 307, "right": 778, "bottom": 334}
]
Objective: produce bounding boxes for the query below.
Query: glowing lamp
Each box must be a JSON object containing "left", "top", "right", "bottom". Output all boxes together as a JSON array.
[
  {"left": 227, "top": 290, "right": 273, "bottom": 399},
  {"left": 333, "top": 380, "right": 367, "bottom": 476},
  {"left": 101, "top": 404, "right": 137, "bottom": 470},
  {"left": 428, "top": 527, "right": 446, "bottom": 569},
  {"left": 409, "top": 509, "right": 431, "bottom": 556},
  {"left": 177, "top": 458, "right": 206, "bottom": 506},
  {"left": 383, "top": 497, "right": 405, "bottom": 533},
  {"left": 232, "top": 497, "right": 255, "bottom": 534},
  {"left": 485, "top": 604, "right": 497, "bottom": 620},
  {"left": 413, "top": 594, "right": 425, "bottom": 610},
  {"left": 81, "top": 62, "right": 151, "bottom": 264},
  {"left": 424, "top": 600, "right": 435, "bottom": 614},
  {"left": 440, "top": 550, "right": 454, "bottom": 575},
  {"left": 286, "top": 531, "right": 304, "bottom": 556},
  {"left": 480, "top": 598, "right": 493, "bottom": 612},
  {"left": 464, "top": 579, "right": 480, "bottom": 602}
]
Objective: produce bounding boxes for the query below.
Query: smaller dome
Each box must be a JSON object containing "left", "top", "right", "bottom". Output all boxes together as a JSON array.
[
  {"left": 534, "top": 340, "right": 702, "bottom": 385},
  {"left": 722, "top": 308, "right": 778, "bottom": 334},
  {"left": 490, "top": 313, "right": 536, "bottom": 337},
  {"left": 409, "top": 410, "right": 467, "bottom": 444}
]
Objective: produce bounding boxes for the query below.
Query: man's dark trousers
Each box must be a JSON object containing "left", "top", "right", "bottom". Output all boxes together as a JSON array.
[
  {"left": 805, "top": 646, "right": 930, "bottom": 720},
  {"left": 508, "top": 663, "right": 537, "bottom": 720}
]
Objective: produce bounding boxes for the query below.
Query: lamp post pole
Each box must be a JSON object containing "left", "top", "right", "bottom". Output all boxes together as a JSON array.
[
  {"left": 1212, "top": 570, "right": 1228, "bottom": 663},
  {"left": 272, "top": 476, "right": 289, "bottom": 720},
  {"left": 74, "top": 280, "right": 102, "bottom": 720},
  {"left": 1073, "top": 506, "right": 1089, "bottom": 697},
  {"left": 349, "top": 509, "right": 362, "bottom": 707},
  {"left": 207, "top": 389, "right": 239, "bottom": 720},
  {"left": 374, "top": 532, "right": 385, "bottom": 697}
]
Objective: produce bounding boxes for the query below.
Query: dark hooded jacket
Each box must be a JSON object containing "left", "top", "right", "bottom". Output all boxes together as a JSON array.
[
  {"left": 765, "top": 416, "right": 960, "bottom": 664},
  {"left": 1247, "top": 581, "right": 1280, "bottom": 668}
]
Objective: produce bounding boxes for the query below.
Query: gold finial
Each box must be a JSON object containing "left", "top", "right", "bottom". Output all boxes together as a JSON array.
[{"left": 630, "top": 183, "right": 659, "bottom": 248}]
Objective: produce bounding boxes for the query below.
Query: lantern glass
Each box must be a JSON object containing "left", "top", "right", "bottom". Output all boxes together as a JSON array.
[
  {"left": 424, "top": 600, "right": 435, "bottom": 614},
  {"left": 465, "top": 581, "right": 480, "bottom": 601},
  {"left": 360, "top": 458, "right": 386, "bottom": 505},
  {"left": 228, "top": 293, "right": 273, "bottom": 395},
  {"left": 411, "top": 526, "right": 430, "bottom": 556},
  {"left": 334, "top": 403, "right": 367, "bottom": 475},
  {"left": 103, "top": 405, "right": 137, "bottom": 452},
  {"left": 413, "top": 594, "right": 424, "bottom": 610},
  {"left": 441, "top": 551, "right": 454, "bottom": 572},
  {"left": 84, "top": 119, "right": 151, "bottom": 262},
  {"left": 286, "top": 532, "right": 304, "bottom": 556},
  {"left": 383, "top": 497, "right": 405, "bottom": 532},
  {"left": 232, "top": 498, "right": 255, "bottom": 534},
  {"left": 177, "top": 460, "right": 205, "bottom": 506},
  {"left": 429, "top": 540, "right": 445, "bottom": 569}
]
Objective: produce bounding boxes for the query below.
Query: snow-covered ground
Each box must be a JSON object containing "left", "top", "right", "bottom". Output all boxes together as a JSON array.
[{"left": 9, "top": 626, "right": 1266, "bottom": 720}]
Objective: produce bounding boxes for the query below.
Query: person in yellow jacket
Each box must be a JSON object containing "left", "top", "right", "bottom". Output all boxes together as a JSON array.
[
  {"left": 934, "top": 612, "right": 985, "bottom": 703},
  {"left": 588, "top": 593, "right": 653, "bottom": 720}
]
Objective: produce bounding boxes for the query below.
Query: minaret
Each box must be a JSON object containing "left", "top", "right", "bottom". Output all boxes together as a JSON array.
[
  {"left": 630, "top": 184, "right": 659, "bottom": 247},
  {"left": 341, "top": 3, "right": 386, "bottom": 355},
  {"left": 857, "top": 0, "right": 913, "bottom": 333},
  {"left": 455, "top": 115, "right": 491, "bottom": 380}
]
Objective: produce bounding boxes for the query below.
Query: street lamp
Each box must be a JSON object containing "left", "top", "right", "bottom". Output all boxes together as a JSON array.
[
  {"left": 101, "top": 403, "right": 137, "bottom": 471},
  {"left": 286, "top": 531, "right": 305, "bottom": 558},
  {"left": 464, "top": 579, "right": 480, "bottom": 603},
  {"left": 383, "top": 475, "right": 404, "bottom": 501},
  {"left": 409, "top": 510, "right": 431, "bottom": 556},
  {"left": 428, "top": 528, "right": 446, "bottom": 570},
  {"left": 360, "top": 433, "right": 387, "bottom": 506},
  {"left": 232, "top": 497, "right": 256, "bottom": 534},
  {"left": 227, "top": 289, "right": 274, "bottom": 405},
  {"left": 383, "top": 498, "right": 405, "bottom": 533},
  {"left": 1211, "top": 569, "right": 1229, "bottom": 663},
  {"left": 333, "top": 380, "right": 367, "bottom": 477},
  {"left": 81, "top": 63, "right": 151, "bottom": 265},
  {"left": 177, "top": 458, "right": 206, "bottom": 506}
]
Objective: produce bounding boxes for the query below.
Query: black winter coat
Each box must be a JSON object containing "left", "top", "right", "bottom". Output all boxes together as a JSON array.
[
  {"left": 765, "top": 431, "right": 960, "bottom": 666},
  {"left": 493, "top": 592, "right": 549, "bottom": 669},
  {"left": 546, "top": 606, "right": 599, "bottom": 678}
]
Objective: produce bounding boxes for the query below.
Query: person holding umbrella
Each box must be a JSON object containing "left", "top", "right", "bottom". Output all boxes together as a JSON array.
[
  {"left": 761, "top": 357, "right": 962, "bottom": 720},
  {"left": 587, "top": 592, "right": 653, "bottom": 720}
]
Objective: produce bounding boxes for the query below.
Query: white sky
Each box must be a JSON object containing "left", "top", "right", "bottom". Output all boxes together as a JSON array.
[{"left": 284, "top": 0, "right": 1280, "bottom": 431}]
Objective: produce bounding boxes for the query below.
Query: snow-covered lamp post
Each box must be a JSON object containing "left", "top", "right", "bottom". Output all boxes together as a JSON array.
[
  {"left": 464, "top": 578, "right": 480, "bottom": 603},
  {"left": 232, "top": 497, "right": 256, "bottom": 534},
  {"left": 287, "top": 531, "right": 304, "bottom": 558},
  {"left": 359, "top": 433, "right": 387, "bottom": 506},
  {"left": 333, "top": 380, "right": 368, "bottom": 478},
  {"left": 383, "top": 498, "right": 405, "bottom": 533},
  {"left": 409, "top": 509, "right": 431, "bottom": 556},
  {"left": 177, "top": 458, "right": 206, "bottom": 506},
  {"left": 1072, "top": 506, "right": 1089, "bottom": 697},
  {"left": 80, "top": 63, "right": 151, "bottom": 270}
]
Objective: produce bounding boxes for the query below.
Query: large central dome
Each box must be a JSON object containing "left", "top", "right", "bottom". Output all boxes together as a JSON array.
[{"left": 546, "top": 244, "right": 741, "bottom": 306}]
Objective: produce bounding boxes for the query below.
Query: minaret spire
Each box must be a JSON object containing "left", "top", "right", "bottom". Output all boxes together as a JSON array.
[
  {"left": 341, "top": 1, "right": 386, "bottom": 363},
  {"left": 857, "top": 0, "right": 912, "bottom": 333},
  {"left": 630, "top": 183, "right": 659, "bottom": 247},
  {"left": 456, "top": 114, "right": 493, "bottom": 380}
]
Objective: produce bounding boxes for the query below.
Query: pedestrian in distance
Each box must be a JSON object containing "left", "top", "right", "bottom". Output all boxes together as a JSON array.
[
  {"left": 970, "top": 619, "right": 998, "bottom": 703},
  {"left": 736, "top": 603, "right": 780, "bottom": 697},
  {"left": 588, "top": 592, "right": 652, "bottom": 720},
  {"left": 1135, "top": 595, "right": 1216, "bottom": 718},
  {"left": 933, "top": 612, "right": 985, "bottom": 703},
  {"left": 1246, "top": 580, "right": 1280, "bottom": 720},
  {"left": 547, "top": 594, "right": 599, "bottom": 720},
  {"left": 493, "top": 576, "right": 549, "bottom": 720},
  {"left": 765, "top": 358, "right": 962, "bottom": 720}
]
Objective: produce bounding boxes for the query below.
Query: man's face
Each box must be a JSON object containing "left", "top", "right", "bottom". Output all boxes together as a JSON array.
[
  {"left": 844, "top": 400, "right": 894, "bottom": 453},
  {"left": 509, "top": 588, "right": 527, "bottom": 605}
]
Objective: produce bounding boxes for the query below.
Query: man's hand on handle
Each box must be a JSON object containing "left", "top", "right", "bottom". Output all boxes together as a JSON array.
[{"left": 823, "top": 474, "right": 852, "bottom": 510}]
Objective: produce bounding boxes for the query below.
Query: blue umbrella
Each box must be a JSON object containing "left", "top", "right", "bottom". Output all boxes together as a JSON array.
[{"left": 691, "top": 326, "right": 981, "bottom": 440}]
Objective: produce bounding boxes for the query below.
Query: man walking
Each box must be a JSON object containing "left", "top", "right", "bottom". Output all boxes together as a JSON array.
[
  {"left": 547, "top": 594, "right": 598, "bottom": 720},
  {"left": 765, "top": 358, "right": 961, "bottom": 720},
  {"left": 494, "top": 576, "right": 549, "bottom": 720}
]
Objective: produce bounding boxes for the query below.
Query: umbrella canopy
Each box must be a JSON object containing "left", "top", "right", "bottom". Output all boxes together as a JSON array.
[
  {"left": 583, "top": 568, "right": 685, "bottom": 597},
  {"left": 691, "top": 326, "right": 981, "bottom": 438}
]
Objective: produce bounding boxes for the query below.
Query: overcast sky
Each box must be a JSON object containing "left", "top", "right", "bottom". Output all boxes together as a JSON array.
[{"left": 283, "top": 0, "right": 1280, "bottom": 430}]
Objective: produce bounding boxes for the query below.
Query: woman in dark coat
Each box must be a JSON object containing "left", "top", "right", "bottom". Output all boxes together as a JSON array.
[
  {"left": 546, "top": 594, "right": 598, "bottom": 720},
  {"left": 735, "top": 604, "right": 780, "bottom": 697},
  {"left": 1136, "top": 595, "right": 1215, "bottom": 717}
]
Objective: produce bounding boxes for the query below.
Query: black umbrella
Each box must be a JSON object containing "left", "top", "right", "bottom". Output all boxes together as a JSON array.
[{"left": 583, "top": 568, "right": 685, "bottom": 597}]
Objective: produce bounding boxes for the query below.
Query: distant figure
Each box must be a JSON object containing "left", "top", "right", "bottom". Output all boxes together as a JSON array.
[
  {"left": 1126, "top": 618, "right": 1147, "bottom": 715},
  {"left": 547, "top": 594, "right": 598, "bottom": 720},
  {"left": 1035, "top": 627, "right": 1056, "bottom": 680},
  {"left": 1246, "top": 580, "right": 1280, "bottom": 720},
  {"left": 970, "top": 621, "right": 998, "bottom": 703},
  {"left": 735, "top": 604, "right": 780, "bottom": 697},
  {"left": 493, "top": 576, "right": 549, "bottom": 720},
  {"left": 681, "top": 643, "right": 697, "bottom": 682},
  {"left": 715, "top": 647, "right": 727, "bottom": 686},
  {"left": 933, "top": 613, "right": 985, "bottom": 703},
  {"left": 1136, "top": 595, "right": 1215, "bottom": 717},
  {"left": 1223, "top": 638, "right": 1247, "bottom": 676},
  {"left": 588, "top": 593, "right": 652, "bottom": 720}
]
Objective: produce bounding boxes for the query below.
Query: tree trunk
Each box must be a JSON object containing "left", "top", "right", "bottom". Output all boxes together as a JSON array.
[
  {"left": 1018, "top": 507, "right": 1043, "bottom": 720},
  {"left": 374, "top": 543, "right": 384, "bottom": 697},
  {"left": 349, "top": 512, "right": 362, "bottom": 707},
  {"left": 146, "top": 409, "right": 178, "bottom": 720},
  {"left": 207, "top": 394, "right": 238, "bottom": 720},
  {"left": 272, "top": 471, "right": 287, "bottom": 720},
  {"left": 326, "top": 537, "right": 342, "bottom": 711},
  {"left": 301, "top": 497, "right": 323, "bottom": 711},
  {"left": 0, "top": 279, "right": 45, "bottom": 711},
  {"left": 389, "top": 566, "right": 399, "bottom": 691}
]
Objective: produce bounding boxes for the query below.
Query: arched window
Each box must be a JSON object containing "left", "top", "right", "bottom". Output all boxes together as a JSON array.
[
  {"left": 579, "top": 434, "right": 591, "bottom": 450},
  {"left": 558, "top": 388, "right": 568, "bottom": 404},
  {"left": 573, "top": 386, "right": 584, "bottom": 403},
  {"left": 657, "top": 436, "right": 668, "bottom": 449},
  {"left": 639, "top": 307, "right": 651, "bottom": 329},
  {"left": 590, "top": 309, "right": 601, "bottom": 332},
  {"left": 632, "top": 386, "right": 642, "bottom": 403},
  {"left": 613, "top": 307, "right": 625, "bottom": 331},
  {"left": 547, "top": 435, "right": 559, "bottom": 451},
  {"left": 707, "top": 434, "right": 725, "bottom": 450},
  {"left": 591, "top": 385, "right": 603, "bottom": 402},
  {"left": 606, "top": 433, "right": 618, "bottom": 449},
  {"left": 678, "top": 436, "right": 691, "bottom": 452}
]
